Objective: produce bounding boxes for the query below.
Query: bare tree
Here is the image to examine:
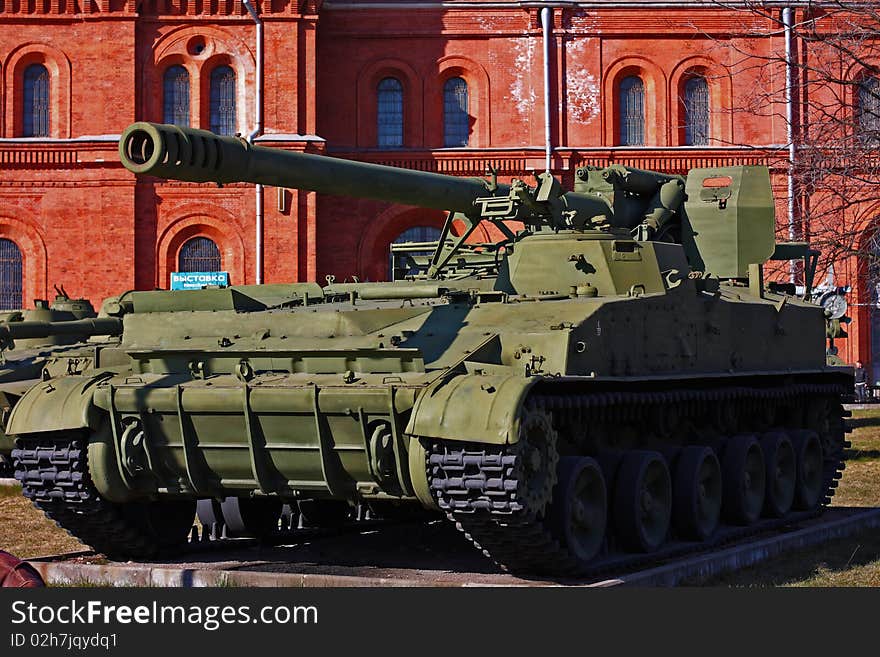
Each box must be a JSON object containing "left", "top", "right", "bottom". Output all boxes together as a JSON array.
[{"left": 699, "top": 2, "right": 880, "bottom": 284}]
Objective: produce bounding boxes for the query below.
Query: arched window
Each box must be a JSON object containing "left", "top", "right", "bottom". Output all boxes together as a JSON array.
[
  {"left": 178, "top": 236, "right": 221, "bottom": 272},
  {"left": 858, "top": 75, "right": 880, "bottom": 145},
  {"left": 619, "top": 76, "right": 645, "bottom": 146},
  {"left": 390, "top": 225, "right": 442, "bottom": 279},
  {"left": 0, "top": 239, "right": 23, "bottom": 310},
  {"left": 683, "top": 76, "right": 709, "bottom": 145},
  {"left": 209, "top": 66, "right": 236, "bottom": 136},
  {"left": 22, "top": 64, "right": 49, "bottom": 137},
  {"left": 443, "top": 77, "right": 469, "bottom": 147},
  {"left": 377, "top": 77, "right": 404, "bottom": 148},
  {"left": 163, "top": 65, "right": 190, "bottom": 127}
]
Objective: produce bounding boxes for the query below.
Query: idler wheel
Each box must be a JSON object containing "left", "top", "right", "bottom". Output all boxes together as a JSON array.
[
  {"left": 790, "top": 430, "right": 824, "bottom": 511},
  {"left": 297, "top": 499, "right": 351, "bottom": 527},
  {"left": 613, "top": 451, "right": 671, "bottom": 552},
  {"left": 672, "top": 446, "right": 722, "bottom": 541},
  {"left": 722, "top": 435, "right": 766, "bottom": 525},
  {"left": 760, "top": 432, "right": 796, "bottom": 518},
  {"left": 549, "top": 456, "right": 607, "bottom": 564}
]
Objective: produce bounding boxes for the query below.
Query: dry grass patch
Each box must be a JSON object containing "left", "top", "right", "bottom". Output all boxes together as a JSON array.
[
  {"left": 845, "top": 409, "right": 880, "bottom": 461},
  {"left": 0, "top": 485, "right": 86, "bottom": 558},
  {"left": 831, "top": 460, "right": 880, "bottom": 507}
]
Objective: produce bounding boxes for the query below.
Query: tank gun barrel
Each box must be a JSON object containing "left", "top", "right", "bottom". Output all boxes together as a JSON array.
[
  {"left": 0, "top": 317, "right": 123, "bottom": 349},
  {"left": 120, "top": 122, "right": 502, "bottom": 216},
  {"left": 120, "top": 123, "right": 612, "bottom": 228}
]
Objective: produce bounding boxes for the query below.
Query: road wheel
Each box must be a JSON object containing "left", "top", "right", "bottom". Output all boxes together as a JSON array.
[
  {"left": 613, "top": 451, "right": 671, "bottom": 552},
  {"left": 760, "top": 432, "right": 796, "bottom": 518},
  {"left": 672, "top": 446, "right": 722, "bottom": 541},
  {"left": 722, "top": 434, "right": 766, "bottom": 525},
  {"left": 549, "top": 456, "right": 607, "bottom": 564}
]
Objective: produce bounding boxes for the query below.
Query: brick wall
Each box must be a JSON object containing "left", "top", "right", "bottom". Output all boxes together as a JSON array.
[{"left": 0, "top": 1, "right": 867, "bottom": 365}]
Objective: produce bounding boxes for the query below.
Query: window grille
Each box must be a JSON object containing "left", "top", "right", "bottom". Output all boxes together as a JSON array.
[
  {"left": 22, "top": 64, "right": 49, "bottom": 137},
  {"left": 683, "top": 76, "right": 709, "bottom": 145},
  {"left": 858, "top": 75, "right": 880, "bottom": 145},
  {"left": 377, "top": 77, "right": 404, "bottom": 148},
  {"left": 163, "top": 65, "right": 190, "bottom": 127},
  {"left": 178, "top": 236, "right": 221, "bottom": 272},
  {"left": 209, "top": 66, "right": 236, "bottom": 136},
  {"left": 619, "top": 76, "right": 645, "bottom": 146},
  {"left": 0, "top": 239, "right": 23, "bottom": 310},
  {"left": 443, "top": 77, "right": 470, "bottom": 147}
]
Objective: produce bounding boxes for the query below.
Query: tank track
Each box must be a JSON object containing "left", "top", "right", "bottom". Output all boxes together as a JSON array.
[
  {"left": 11, "top": 433, "right": 429, "bottom": 561},
  {"left": 12, "top": 433, "right": 175, "bottom": 559},
  {"left": 428, "top": 382, "right": 848, "bottom": 576}
]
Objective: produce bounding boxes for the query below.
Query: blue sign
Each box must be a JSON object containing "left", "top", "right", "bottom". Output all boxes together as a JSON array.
[{"left": 170, "top": 271, "right": 230, "bottom": 290}]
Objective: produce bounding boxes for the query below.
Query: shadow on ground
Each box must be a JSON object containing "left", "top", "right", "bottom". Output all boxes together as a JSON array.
[
  {"left": 846, "top": 415, "right": 880, "bottom": 429},
  {"left": 164, "top": 521, "right": 509, "bottom": 578},
  {"left": 844, "top": 449, "right": 880, "bottom": 461},
  {"left": 699, "top": 526, "right": 880, "bottom": 586}
]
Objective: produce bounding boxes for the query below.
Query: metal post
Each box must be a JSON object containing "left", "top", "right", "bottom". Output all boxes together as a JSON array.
[
  {"left": 783, "top": 7, "right": 797, "bottom": 283},
  {"left": 541, "top": 7, "right": 553, "bottom": 173},
  {"left": 243, "top": 0, "right": 264, "bottom": 285}
]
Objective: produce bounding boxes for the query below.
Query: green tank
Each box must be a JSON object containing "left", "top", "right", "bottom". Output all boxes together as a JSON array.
[
  {"left": 0, "top": 292, "right": 124, "bottom": 476},
  {"left": 6, "top": 122, "right": 851, "bottom": 574}
]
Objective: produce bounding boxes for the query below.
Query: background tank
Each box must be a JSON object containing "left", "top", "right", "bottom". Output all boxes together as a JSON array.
[
  {"left": 3, "top": 123, "right": 849, "bottom": 574},
  {"left": 0, "top": 291, "right": 124, "bottom": 476}
]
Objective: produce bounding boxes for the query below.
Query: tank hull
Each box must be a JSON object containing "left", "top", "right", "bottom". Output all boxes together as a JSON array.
[{"left": 7, "top": 278, "right": 851, "bottom": 570}]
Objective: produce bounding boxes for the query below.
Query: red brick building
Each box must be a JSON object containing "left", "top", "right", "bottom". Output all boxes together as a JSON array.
[{"left": 0, "top": 1, "right": 873, "bottom": 367}]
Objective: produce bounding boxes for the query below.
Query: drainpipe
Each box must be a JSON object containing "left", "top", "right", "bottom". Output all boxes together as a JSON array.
[
  {"left": 541, "top": 6, "right": 553, "bottom": 172},
  {"left": 243, "top": 0, "right": 264, "bottom": 284},
  {"left": 783, "top": 7, "right": 796, "bottom": 283}
]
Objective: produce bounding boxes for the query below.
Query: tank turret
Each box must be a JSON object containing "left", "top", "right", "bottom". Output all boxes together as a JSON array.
[{"left": 46, "top": 286, "right": 96, "bottom": 320}]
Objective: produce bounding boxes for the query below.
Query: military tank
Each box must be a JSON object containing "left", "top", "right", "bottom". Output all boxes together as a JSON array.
[
  {"left": 0, "top": 291, "right": 124, "bottom": 477},
  {"left": 7, "top": 122, "right": 850, "bottom": 574}
]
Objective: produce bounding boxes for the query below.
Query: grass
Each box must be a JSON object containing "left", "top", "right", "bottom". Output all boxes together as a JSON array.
[
  {"left": 843, "top": 411, "right": 880, "bottom": 463},
  {"left": 0, "top": 485, "right": 86, "bottom": 559},
  {"left": 2, "top": 409, "right": 880, "bottom": 586}
]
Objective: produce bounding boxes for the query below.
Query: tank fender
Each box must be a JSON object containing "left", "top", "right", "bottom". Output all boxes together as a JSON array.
[
  {"left": 6, "top": 374, "right": 107, "bottom": 436},
  {"left": 406, "top": 373, "right": 536, "bottom": 445}
]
